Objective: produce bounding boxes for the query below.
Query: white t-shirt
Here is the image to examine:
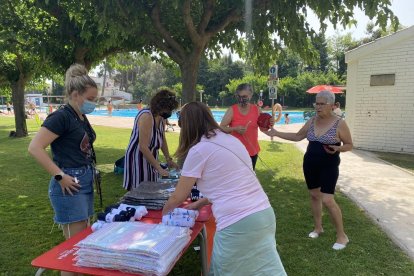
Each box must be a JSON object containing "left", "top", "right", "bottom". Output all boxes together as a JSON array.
[{"left": 181, "top": 130, "right": 271, "bottom": 231}]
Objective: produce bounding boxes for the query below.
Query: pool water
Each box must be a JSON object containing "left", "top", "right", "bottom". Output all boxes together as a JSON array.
[{"left": 90, "top": 109, "right": 305, "bottom": 124}]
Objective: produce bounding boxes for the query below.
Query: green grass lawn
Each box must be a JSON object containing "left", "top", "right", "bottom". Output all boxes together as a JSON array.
[
  {"left": 0, "top": 117, "right": 413, "bottom": 275},
  {"left": 372, "top": 151, "right": 414, "bottom": 174}
]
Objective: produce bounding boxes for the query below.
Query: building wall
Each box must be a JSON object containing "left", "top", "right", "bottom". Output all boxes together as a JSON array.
[{"left": 346, "top": 36, "right": 414, "bottom": 153}]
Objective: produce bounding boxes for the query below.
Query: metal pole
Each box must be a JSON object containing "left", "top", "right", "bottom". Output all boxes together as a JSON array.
[
  {"left": 271, "top": 98, "right": 275, "bottom": 142},
  {"left": 198, "top": 226, "right": 208, "bottom": 276}
]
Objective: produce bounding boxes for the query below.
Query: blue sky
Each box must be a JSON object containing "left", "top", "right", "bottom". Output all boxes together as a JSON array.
[{"left": 308, "top": 0, "right": 414, "bottom": 39}]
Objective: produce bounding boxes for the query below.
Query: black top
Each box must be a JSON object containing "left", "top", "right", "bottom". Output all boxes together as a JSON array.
[{"left": 42, "top": 105, "right": 96, "bottom": 168}]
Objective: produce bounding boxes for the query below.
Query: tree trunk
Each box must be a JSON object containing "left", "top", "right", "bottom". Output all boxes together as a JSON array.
[
  {"left": 74, "top": 47, "right": 88, "bottom": 68},
  {"left": 101, "top": 61, "right": 107, "bottom": 97},
  {"left": 180, "top": 58, "right": 201, "bottom": 103},
  {"left": 11, "top": 75, "right": 28, "bottom": 137}
]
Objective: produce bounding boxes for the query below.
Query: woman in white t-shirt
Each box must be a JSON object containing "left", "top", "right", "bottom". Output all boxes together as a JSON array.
[{"left": 162, "top": 102, "right": 286, "bottom": 276}]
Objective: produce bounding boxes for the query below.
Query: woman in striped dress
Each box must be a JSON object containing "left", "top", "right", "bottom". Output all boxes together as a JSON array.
[{"left": 123, "top": 89, "right": 179, "bottom": 190}]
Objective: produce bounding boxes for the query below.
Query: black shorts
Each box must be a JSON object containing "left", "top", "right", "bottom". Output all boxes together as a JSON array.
[
  {"left": 303, "top": 153, "right": 340, "bottom": 194},
  {"left": 250, "top": 154, "right": 258, "bottom": 170}
]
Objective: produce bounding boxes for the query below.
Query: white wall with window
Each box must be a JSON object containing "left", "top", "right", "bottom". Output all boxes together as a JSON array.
[{"left": 345, "top": 26, "right": 414, "bottom": 153}]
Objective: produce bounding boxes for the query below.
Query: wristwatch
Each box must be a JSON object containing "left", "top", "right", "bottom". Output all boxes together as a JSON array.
[{"left": 54, "top": 172, "right": 65, "bottom": 181}]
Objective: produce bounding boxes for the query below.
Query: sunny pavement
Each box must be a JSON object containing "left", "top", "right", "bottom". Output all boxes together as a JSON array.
[{"left": 88, "top": 115, "right": 414, "bottom": 259}]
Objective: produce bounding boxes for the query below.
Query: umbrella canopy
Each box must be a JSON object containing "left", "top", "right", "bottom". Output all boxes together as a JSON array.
[{"left": 306, "top": 85, "right": 345, "bottom": 94}]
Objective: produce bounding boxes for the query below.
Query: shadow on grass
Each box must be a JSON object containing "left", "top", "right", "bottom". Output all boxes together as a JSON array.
[{"left": 266, "top": 141, "right": 283, "bottom": 152}]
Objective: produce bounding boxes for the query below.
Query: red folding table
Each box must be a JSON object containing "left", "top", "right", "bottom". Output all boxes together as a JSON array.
[{"left": 32, "top": 204, "right": 212, "bottom": 276}]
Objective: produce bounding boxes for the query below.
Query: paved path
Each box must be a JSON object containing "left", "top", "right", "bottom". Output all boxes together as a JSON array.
[
  {"left": 88, "top": 115, "right": 414, "bottom": 259},
  {"left": 295, "top": 138, "right": 414, "bottom": 260}
]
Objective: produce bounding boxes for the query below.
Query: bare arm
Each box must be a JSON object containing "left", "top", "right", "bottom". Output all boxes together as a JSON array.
[
  {"left": 266, "top": 119, "right": 312, "bottom": 142},
  {"left": 162, "top": 176, "right": 197, "bottom": 215},
  {"left": 138, "top": 114, "right": 168, "bottom": 175},
  {"left": 219, "top": 107, "right": 234, "bottom": 133},
  {"left": 220, "top": 106, "right": 250, "bottom": 134},
  {"left": 331, "top": 120, "right": 353, "bottom": 152},
  {"left": 160, "top": 121, "right": 179, "bottom": 169},
  {"left": 28, "top": 127, "right": 80, "bottom": 195}
]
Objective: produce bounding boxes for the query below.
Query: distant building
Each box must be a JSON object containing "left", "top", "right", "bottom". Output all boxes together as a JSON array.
[
  {"left": 26, "top": 94, "right": 44, "bottom": 107},
  {"left": 92, "top": 76, "right": 132, "bottom": 101},
  {"left": 345, "top": 25, "right": 414, "bottom": 153}
]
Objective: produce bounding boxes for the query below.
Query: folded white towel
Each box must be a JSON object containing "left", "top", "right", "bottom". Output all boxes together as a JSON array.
[{"left": 162, "top": 208, "right": 199, "bottom": 228}]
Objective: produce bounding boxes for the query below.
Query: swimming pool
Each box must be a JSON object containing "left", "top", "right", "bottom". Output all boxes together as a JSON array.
[{"left": 91, "top": 109, "right": 305, "bottom": 124}]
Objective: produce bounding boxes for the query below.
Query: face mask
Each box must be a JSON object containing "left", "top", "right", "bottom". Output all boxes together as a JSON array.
[
  {"left": 80, "top": 100, "right": 96, "bottom": 114},
  {"left": 160, "top": 111, "right": 172, "bottom": 119},
  {"left": 237, "top": 95, "right": 249, "bottom": 107}
]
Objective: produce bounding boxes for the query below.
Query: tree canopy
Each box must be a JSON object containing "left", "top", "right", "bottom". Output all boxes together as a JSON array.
[
  {"left": 0, "top": 0, "right": 57, "bottom": 136},
  {"left": 0, "top": 0, "right": 399, "bottom": 136},
  {"left": 94, "top": 0, "right": 397, "bottom": 103}
]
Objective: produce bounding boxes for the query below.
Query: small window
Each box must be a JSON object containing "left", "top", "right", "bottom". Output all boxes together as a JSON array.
[{"left": 370, "top": 74, "right": 395, "bottom": 86}]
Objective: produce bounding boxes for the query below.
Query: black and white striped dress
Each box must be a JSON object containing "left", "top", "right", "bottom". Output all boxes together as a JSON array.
[{"left": 123, "top": 109, "right": 165, "bottom": 190}]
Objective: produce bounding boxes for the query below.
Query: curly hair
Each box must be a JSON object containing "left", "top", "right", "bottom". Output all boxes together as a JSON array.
[{"left": 149, "top": 89, "right": 179, "bottom": 115}]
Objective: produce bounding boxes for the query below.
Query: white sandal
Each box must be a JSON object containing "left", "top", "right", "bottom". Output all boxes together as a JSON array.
[
  {"left": 332, "top": 236, "right": 349, "bottom": 250},
  {"left": 308, "top": 231, "right": 323, "bottom": 239}
]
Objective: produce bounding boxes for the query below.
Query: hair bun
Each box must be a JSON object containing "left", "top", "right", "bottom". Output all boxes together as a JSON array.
[
  {"left": 64, "top": 63, "right": 97, "bottom": 98},
  {"left": 66, "top": 63, "right": 88, "bottom": 78}
]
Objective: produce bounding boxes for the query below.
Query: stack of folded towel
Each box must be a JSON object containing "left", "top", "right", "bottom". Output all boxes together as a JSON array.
[
  {"left": 76, "top": 222, "right": 191, "bottom": 275},
  {"left": 121, "top": 181, "right": 177, "bottom": 210},
  {"left": 162, "top": 208, "right": 199, "bottom": 228}
]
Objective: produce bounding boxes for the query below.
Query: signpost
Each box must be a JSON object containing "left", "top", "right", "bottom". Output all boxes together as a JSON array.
[
  {"left": 199, "top": 90, "right": 204, "bottom": 103},
  {"left": 268, "top": 65, "right": 278, "bottom": 141}
]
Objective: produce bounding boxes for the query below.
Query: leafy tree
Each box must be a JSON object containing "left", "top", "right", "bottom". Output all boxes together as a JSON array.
[
  {"left": 1, "top": 0, "right": 126, "bottom": 136},
  {"left": 226, "top": 73, "right": 268, "bottom": 105},
  {"left": 96, "top": 0, "right": 396, "bottom": 103},
  {"left": 172, "top": 83, "right": 183, "bottom": 99},
  {"left": 218, "top": 91, "right": 228, "bottom": 107},
  {"left": 0, "top": 1, "right": 56, "bottom": 137},
  {"left": 130, "top": 59, "right": 174, "bottom": 101},
  {"left": 198, "top": 55, "right": 244, "bottom": 105},
  {"left": 277, "top": 49, "right": 303, "bottom": 78},
  {"left": 278, "top": 71, "right": 344, "bottom": 107},
  {"left": 328, "top": 33, "right": 358, "bottom": 77},
  {"left": 306, "top": 32, "right": 329, "bottom": 72},
  {"left": 34, "top": 0, "right": 135, "bottom": 69}
]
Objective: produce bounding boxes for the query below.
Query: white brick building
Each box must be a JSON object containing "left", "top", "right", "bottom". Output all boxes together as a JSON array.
[{"left": 345, "top": 26, "right": 414, "bottom": 154}]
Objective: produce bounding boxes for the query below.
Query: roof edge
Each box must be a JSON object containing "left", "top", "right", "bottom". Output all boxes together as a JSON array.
[{"left": 345, "top": 25, "right": 414, "bottom": 63}]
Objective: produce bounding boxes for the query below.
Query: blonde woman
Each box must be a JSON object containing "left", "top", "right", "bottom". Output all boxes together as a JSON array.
[{"left": 28, "top": 64, "right": 98, "bottom": 268}]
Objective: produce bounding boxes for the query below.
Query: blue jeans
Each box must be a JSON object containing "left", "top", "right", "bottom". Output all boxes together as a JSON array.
[{"left": 49, "top": 165, "right": 94, "bottom": 224}]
